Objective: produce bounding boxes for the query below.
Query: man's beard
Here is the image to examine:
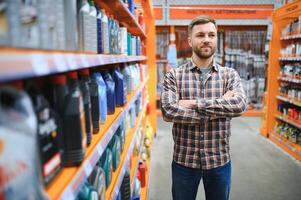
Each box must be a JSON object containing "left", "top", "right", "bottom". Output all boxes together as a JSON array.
[{"left": 193, "top": 45, "right": 216, "bottom": 59}]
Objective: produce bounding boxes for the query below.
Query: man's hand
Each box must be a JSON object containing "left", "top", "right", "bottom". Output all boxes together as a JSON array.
[
  {"left": 223, "top": 90, "right": 235, "bottom": 100},
  {"left": 178, "top": 100, "right": 197, "bottom": 109}
]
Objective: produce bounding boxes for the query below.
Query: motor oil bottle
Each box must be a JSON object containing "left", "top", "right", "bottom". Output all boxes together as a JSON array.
[
  {"left": 101, "top": 9, "right": 109, "bottom": 54},
  {"left": 96, "top": 5, "right": 103, "bottom": 54},
  {"left": 120, "top": 169, "right": 131, "bottom": 200},
  {"left": 102, "top": 71, "right": 116, "bottom": 115},
  {"left": 0, "top": 87, "right": 48, "bottom": 200},
  {"left": 79, "top": 69, "right": 93, "bottom": 146},
  {"left": 64, "top": 71, "right": 87, "bottom": 166},
  {"left": 88, "top": 0, "right": 98, "bottom": 53},
  {"left": 89, "top": 165, "right": 106, "bottom": 200},
  {"left": 108, "top": 134, "right": 121, "bottom": 171},
  {"left": 25, "top": 82, "right": 62, "bottom": 185},
  {"left": 92, "top": 72, "right": 107, "bottom": 124},
  {"left": 100, "top": 148, "right": 113, "bottom": 188},
  {"left": 111, "top": 68, "right": 126, "bottom": 107},
  {"left": 89, "top": 74, "right": 100, "bottom": 134}
]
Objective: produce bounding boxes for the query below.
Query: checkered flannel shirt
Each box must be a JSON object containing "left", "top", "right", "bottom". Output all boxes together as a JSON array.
[{"left": 160, "top": 59, "right": 247, "bottom": 169}]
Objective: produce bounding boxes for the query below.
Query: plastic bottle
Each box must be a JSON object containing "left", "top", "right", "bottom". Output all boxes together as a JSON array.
[
  {"left": 120, "top": 170, "right": 131, "bottom": 200},
  {"left": 63, "top": 0, "right": 78, "bottom": 51},
  {"left": 79, "top": 69, "right": 93, "bottom": 146},
  {"left": 96, "top": 5, "right": 103, "bottom": 53},
  {"left": 92, "top": 72, "right": 107, "bottom": 123},
  {"left": 101, "top": 9, "right": 109, "bottom": 54},
  {"left": 102, "top": 71, "right": 116, "bottom": 114},
  {"left": 100, "top": 148, "right": 113, "bottom": 188},
  {"left": 109, "top": 135, "right": 121, "bottom": 171},
  {"left": 89, "top": 74, "right": 101, "bottom": 133},
  {"left": 88, "top": 0, "right": 98, "bottom": 53},
  {"left": 0, "top": 87, "right": 48, "bottom": 200},
  {"left": 64, "top": 71, "right": 87, "bottom": 166},
  {"left": 121, "top": 65, "right": 132, "bottom": 94},
  {"left": 111, "top": 68, "right": 126, "bottom": 107},
  {"left": 26, "top": 82, "right": 62, "bottom": 185}
]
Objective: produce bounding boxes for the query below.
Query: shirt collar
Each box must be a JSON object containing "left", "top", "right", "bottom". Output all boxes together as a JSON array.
[{"left": 189, "top": 57, "right": 219, "bottom": 72}]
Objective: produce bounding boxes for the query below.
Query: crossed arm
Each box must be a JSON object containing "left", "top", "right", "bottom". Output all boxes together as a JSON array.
[{"left": 160, "top": 69, "right": 248, "bottom": 124}]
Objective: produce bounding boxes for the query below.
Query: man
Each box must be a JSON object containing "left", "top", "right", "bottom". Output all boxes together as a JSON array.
[{"left": 160, "top": 16, "right": 248, "bottom": 200}]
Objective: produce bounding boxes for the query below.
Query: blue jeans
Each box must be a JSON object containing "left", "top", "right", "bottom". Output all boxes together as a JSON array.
[{"left": 172, "top": 161, "right": 231, "bottom": 200}]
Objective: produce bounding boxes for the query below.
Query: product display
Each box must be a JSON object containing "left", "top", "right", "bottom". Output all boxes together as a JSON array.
[
  {"left": 275, "top": 122, "right": 301, "bottom": 144},
  {"left": 0, "top": 0, "right": 154, "bottom": 199},
  {"left": 263, "top": 1, "right": 301, "bottom": 162}
]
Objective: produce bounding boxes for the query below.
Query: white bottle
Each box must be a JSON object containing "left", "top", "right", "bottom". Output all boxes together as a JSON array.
[
  {"left": 101, "top": 9, "right": 109, "bottom": 54},
  {"left": 88, "top": 1, "right": 97, "bottom": 53}
]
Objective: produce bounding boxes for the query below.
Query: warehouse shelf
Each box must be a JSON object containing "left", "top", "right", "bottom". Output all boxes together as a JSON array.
[
  {"left": 0, "top": 48, "right": 146, "bottom": 83},
  {"left": 106, "top": 103, "right": 147, "bottom": 200},
  {"left": 277, "top": 94, "right": 301, "bottom": 107},
  {"left": 275, "top": 113, "right": 301, "bottom": 130},
  {"left": 278, "top": 75, "right": 301, "bottom": 84},
  {"left": 269, "top": 132, "right": 301, "bottom": 160},
  {"left": 263, "top": 1, "right": 301, "bottom": 162},
  {"left": 279, "top": 57, "right": 301, "bottom": 61},
  {"left": 280, "top": 34, "right": 301, "bottom": 40},
  {"left": 96, "top": 0, "right": 146, "bottom": 39},
  {"left": 46, "top": 79, "right": 148, "bottom": 200}
]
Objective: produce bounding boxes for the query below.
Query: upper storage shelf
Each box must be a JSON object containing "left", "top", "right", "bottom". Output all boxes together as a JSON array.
[
  {"left": 0, "top": 48, "right": 146, "bottom": 83},
  {"left": 96, "top": 0, "right": 146, "bottom": 39}
]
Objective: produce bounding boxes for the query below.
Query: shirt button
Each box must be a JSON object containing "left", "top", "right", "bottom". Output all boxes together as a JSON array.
[{"left": 201, "top": 134, "right": 204, "bottom": 138}]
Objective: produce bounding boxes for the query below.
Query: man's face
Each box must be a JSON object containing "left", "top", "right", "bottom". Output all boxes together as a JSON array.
[{"left": 188, "top": 22, "right": 217, "bottom": 59}]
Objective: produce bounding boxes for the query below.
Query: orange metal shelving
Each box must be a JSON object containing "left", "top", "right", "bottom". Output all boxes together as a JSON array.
[{"left": 263, "top": 0, "right": 301, "bottom": 161}]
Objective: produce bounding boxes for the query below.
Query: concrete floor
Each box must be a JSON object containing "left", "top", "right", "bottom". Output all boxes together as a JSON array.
[{"left": 148, "top": 117, "right": 301, "bottom": 200}]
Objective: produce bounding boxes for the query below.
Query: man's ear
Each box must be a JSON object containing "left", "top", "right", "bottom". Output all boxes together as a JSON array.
[{"left": 188, "top": 36, "right": 192, "bottom": 47}]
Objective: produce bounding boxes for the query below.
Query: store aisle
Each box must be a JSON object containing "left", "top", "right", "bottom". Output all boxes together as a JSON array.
[{"left": 148, "top": 117, "right": 301, "bottom": 200}]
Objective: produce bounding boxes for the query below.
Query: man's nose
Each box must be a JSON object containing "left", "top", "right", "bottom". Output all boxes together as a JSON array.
[{"left": 203, "top": 35, "right": 210, "bottom": 43}]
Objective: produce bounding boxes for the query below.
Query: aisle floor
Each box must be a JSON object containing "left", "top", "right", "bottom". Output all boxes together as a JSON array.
[{"left": 148, "top": 117, "right": 301, "bottom": 200}]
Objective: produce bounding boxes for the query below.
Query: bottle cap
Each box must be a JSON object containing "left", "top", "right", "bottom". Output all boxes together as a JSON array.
[
  {"left": 50, "top": 74, "right": 67, "bottom": 85},
  {"left": 67, "top": 71, "right": 78, "bottom": 79}
]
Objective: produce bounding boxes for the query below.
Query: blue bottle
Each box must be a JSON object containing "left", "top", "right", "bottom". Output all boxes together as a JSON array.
[
  {"left": 92, "top": 72, "right": 107, "bottom": 123},
  {"left": 102, "top": 71, "right": 116, "bottom": 115},
  {"left": 111, "top": 68, "right": 126, "bottom": 107}
]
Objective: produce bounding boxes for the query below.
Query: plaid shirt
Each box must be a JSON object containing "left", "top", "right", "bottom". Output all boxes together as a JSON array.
[{"left": 160, "top": 59, "right": 247, "bottom": 170}]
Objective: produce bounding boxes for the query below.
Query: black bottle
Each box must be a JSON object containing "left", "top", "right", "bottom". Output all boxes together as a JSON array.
[
  {"left": 79, "top": 69, "right": 93, "bottom": 145},
  {"left": 64, "top": 71, "right": 87, "bottom": 166}
]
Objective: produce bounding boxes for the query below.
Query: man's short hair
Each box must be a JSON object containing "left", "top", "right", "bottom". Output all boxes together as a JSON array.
[{"left": 188, "top": 15, "right": 217, "bottom": 36}]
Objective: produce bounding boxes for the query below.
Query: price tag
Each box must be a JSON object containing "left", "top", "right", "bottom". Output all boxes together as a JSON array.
[
  {"left": 84, "top": 162, "right": 93, "bottom": 176},
  {"left": 31, "top": 55, "right": 49, "bottom": 76},
  {"left": 53, "top": 54, "right": 67, "bottom": 72},
  {"left": 80, "top": 54, "right": 89, "bottom": 67},
  {"left": 66, "top": 54, "right": 77, "bottom": 70},
  {"left": 61, "top": 188, "right": 74, "bottom": 200},
  {"left": 97, "top": 145, "right": 103, "bottom": 155}
]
